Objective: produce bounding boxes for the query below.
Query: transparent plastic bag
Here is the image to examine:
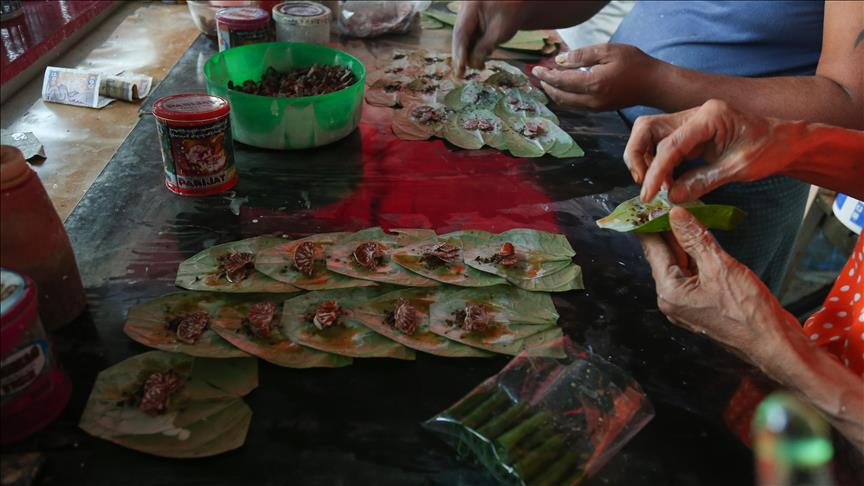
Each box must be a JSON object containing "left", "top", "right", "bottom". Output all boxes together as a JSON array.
[
  {"left": 334, "top": 1, "right": 430, "bottom": 38},
  {"left": 423, "top": 339, "right": 654, "bottom": 486}
]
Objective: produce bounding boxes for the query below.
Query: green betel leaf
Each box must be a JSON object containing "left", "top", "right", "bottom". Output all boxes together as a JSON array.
[
  {"left": 209, "top": 295, "right": 353, "bottom": 368},
  {"left": 255, "top": 233, "right": 376, "bottom": 291},
  {"left": 428, "top": 286, "right": 561, "bottom": 356},
  {"left": 443, "top": 109, "right": 507, "bottom": 151},
  {"left": 500, "top": 30, "right": 551, "bottom": 52},
  {"left": 494, "top": 90, "right": 559, "bottom": 125},
  {"left": 79, "top": 351, "right": 257, "bottom": 458},
  {"left": 175, "top": 236, "right": 300, "bottom": 294},
  {"left": 123, "top": 292, "right": 249, "bottom": 358},
  {"left": 420, "top": 11, "right": 445, "bottom": 29},
  {"left": 502, "top": 128, "right": 544, "bottom": 158},
  {"left": 443, "top": 81, "right": 502, "bottom": 111},
  {"left": 392, "top": 102, "right": 451, "bottom": 141},
  {"left": 596, "top": 192, "right": 746, "bottom": 233},
  {"left": 503, "top": 118, "right": 577, "bottom": 158},
  {"left": 365, "top": 75, "right": 410, "bottom": 107},
  {"left": 326, "top": 227, "right": 439, "bottom": 287},
  {"left": 354, "top": 288, "right": 494, "bottom": 358},
  {"left": 512, "top": 261, "right": 584, "bottom": 292},
  {"left": 390, "top": 233, "right": 507, "bottom": 287},
  {"left": 281, "top": 287, "right": 416, "bottom": 360},
  {"left": 422, "top": 8, "right": 457, "bottom": 26}
]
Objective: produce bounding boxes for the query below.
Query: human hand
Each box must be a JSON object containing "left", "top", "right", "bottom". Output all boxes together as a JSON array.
[
  {"left": 452, "top": 1, "right": 526, "bottom": 77},
  {"left": 625, "top": 99, "right": 797, "bottom": 203},
  {"left": 530, "top": 43, "right": 662, "bottom": 112},
  {"left": 638, "top": 207, "right": 790, "bottom": 362}
]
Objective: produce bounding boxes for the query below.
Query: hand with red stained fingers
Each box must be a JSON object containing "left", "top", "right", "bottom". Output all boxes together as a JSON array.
[
  {"left": 452, "top": 1, "right": 525, "bottom": 77},
  {"left": 638, "top": 207, "right": 790, "bottom": 363},
  {"left": 531, "top": 43, "right": 663, "bottom": 112},
  {"left": 624, "top": 99, "right": 795, "bottom": 203}
]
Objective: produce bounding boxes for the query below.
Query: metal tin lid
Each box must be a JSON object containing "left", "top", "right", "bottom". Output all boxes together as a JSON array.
[
  {"left": 216, "top": 7, "right": 270, "bottom": 28},
  {"left": 1, "top": 268, "right": 33, "bottom": 322},
  {"left": 153, "top": 94, "right": 231, "bottom": 123},
  {"left": 272, "top": 1, "right": 331, "bottom": 25}
]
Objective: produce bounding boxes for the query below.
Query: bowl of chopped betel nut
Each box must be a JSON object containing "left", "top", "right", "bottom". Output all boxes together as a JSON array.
[{"left": 204, "top": 42, "right": 365, "bottom": 149}]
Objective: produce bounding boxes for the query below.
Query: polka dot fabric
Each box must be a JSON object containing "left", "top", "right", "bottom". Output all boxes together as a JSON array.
[{"left": 802, "top": 234, "right": 864, "bottom": 376}]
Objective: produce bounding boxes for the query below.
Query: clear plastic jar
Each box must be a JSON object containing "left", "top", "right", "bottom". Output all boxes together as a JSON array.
[{"left": 272, "top": 1, "right": 331, "bottom": 45}]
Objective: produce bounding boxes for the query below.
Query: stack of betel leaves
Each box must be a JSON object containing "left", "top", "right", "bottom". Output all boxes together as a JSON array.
[
  {"left": 423, "top": 341, "right": 655, "bottom": 486},
  {"left": 366, "top": 49, "right": 584, "bottom": 159},
  {"left": 596, "top": 192, "right": 747, "bottom": 233},
  {"left": 80, "top": 227, "right": 583, "bottom": 457}
]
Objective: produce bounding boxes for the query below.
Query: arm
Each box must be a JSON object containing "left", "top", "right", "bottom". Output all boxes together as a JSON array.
[
  {"left": 533, "top": 1, "right": 864, "bottom": 128},
  {"left": 624, "top": 99, "right": 864, "bottom": 203},
  {"left": 639, "top": 208, "right": 864, "bottom": 451}
]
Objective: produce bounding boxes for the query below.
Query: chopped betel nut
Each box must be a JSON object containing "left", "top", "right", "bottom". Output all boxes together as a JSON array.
[
  {"left": 386, "top": 298, "right": 418, "bottom": 335},
  {"left": 244, "top": 302, "right": 277, "bottom": 338},
  {"left": 228, "top": 65, "right": 356, "bottom": 98},
  {"left": 419, "top": 242, "right": 460, "bottom": 269},
  {"left": 310, "top": 300, "right": 344, "bottom": 330},
  {"left": 353, "top": 241, "right": 387, "bottom": 270},
  {"left": 216, "top": 251, "right": 256, "bottom": 283},
  {"left": 475, "top": 242, "right": 517, "bottom": 266},
  {"left": 293, "top": 242, "right": 316, "bottom": 277},
  {"left": 166, "top": 311, "right": 210, "bottom": 344},
  {"left": 454, "top": 303, "right": 490, "bottom": 332},
  {"left": 138, "top": 371, "right": 184, "bottom": 415},
  {"left": 411, "top": 105, "right": 447, "bottom": 124},
  {"left": 462, "top": 118, "right": 496, "bottom": 132}
]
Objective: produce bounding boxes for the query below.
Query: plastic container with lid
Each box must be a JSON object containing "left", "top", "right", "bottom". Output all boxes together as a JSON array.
[
  {"left": 152, "top": 94, "right": 237, "bottom": 196},
  {"left": 272, "top": 1, "right": 331, "bottom": 45},
  {"left": 1, "top": 268, "right": 72, "bottom": 444},
  {"left": 216, "top": 6, "right": 274, "bottom": 52},
  {"left": 0, "top": 145, "right": 86, "bottom": 330}
]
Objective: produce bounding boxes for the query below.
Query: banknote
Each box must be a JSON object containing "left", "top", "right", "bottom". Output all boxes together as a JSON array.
[
  {"left": 99, "top": 73, "right": 153, "bottom": 101},
  {"left": 42, "top": 66, "right": 102, "bottom": 108}
]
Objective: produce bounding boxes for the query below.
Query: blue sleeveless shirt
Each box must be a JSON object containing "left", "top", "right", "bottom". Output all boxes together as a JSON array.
[{"left": 610, "top": 1, "right": 825, "bottom": 293}]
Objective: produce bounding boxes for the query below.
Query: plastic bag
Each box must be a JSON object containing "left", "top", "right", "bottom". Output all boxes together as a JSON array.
[
  {"left": 423, "top": 339, "right": 654, "bottom": 486},
  {"left": 334, "top": 1, "right": 430, "bottom": 38}
]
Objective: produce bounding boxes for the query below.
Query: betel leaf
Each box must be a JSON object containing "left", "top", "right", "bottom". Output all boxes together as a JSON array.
[
  {"left": 422, "top": 8, "right": 457, "bottom": 26},
  {"left": 420, "top": 11, "right": 445, "bottom": 29},
  {"left": 392, "top": 102, "right": 451, "bottom": 141},
  {"left": 123, "top": 292, "right": 249, "bottom": 358},
  {"left": 175, "top": 236, "right": 300, "bottom": 294},
  {"left": 79, "top": 351, "right": 257, "bottom": 458},
  {"left": 255, "top": 233, "right": 376, "bottom": 291},
  {"left": 494, "top": 89, "right": 559, "bottom": 125},
  {"left": 365, "top": 75, "right": 410, "bottom": 107},
  {"left": 443, "top": 81, "right": 503, "bottom": 111},
  {"left": 503, "top": 117, "right": 580, "bottom": 159},
  {"left": 596, "top": 192, "right": 746, "bottom": 233},
  {"left": 502, "top": 127, "right": 544, "bottom": 158},
  {"left": 209, "top": 295, "right": 353, "bottom": 368},
  {"left": 428, "top": 286, "right": 562, "bottom": 356},
  {"left": 442, "top": 109, "right": 507, "bottom": 151},
  {"left": 354, "top": 288, "right": 493, "bottom": 358},
  {"left": 326, "top": 227, "right": 439, "bottom": 287},
  {"left": 281, "top": 287, "right": 416, "bottom": 360},
  {"left": 390, "top": 233, "right": 507, "bottom": 287}
]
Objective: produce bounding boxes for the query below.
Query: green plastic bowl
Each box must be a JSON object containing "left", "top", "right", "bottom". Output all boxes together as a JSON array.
[{"left": 203, "top": 42, "right": 366, "bottom": 150}]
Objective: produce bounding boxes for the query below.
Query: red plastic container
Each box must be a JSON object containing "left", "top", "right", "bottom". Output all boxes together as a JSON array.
[
  {"left": 153, "top": 94, "right": 238, "bottom": 196},
  {"left": 0, "top": 268, "right": 71, "bottom": 444},
  {"left": 215, "top": 7, "right": 273, "bottom": 52}
]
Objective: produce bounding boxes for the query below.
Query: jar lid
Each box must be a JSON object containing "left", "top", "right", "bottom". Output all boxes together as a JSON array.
[
  {"left": 273, "top": 1, "right": 331, "bottom": 24},
  {"left": 216, "top": 7, "right": 270, "bottom": 28},
  {"left": 153, "top": 94, "right": 231, "bottom": 122},
  {"left": 1, "top": 268, "right": 34, "bottom": 323}
]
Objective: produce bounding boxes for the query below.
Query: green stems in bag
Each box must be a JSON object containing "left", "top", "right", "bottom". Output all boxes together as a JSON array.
[
  {"left": 531, "top": 453, "right": 587, "bottom": 486},
  {"left": 477, "top": 402, "right": 531, "bottom": 439},
  {"left": 462, "top": 389, "right": 512, "bottom": 429},
  {"left": 497, "top": 412, "right": 553, "bottom": 452},
  {"left": 513, "top": 434, "right": 566, "bottom": 482},
  {"left": 448, "top": 387, "right": 495, "bottom": 419}
]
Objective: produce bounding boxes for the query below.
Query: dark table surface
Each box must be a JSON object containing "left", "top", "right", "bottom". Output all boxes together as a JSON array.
[{"left": 3, "top": 34, "right": 757, "bottom": 485}]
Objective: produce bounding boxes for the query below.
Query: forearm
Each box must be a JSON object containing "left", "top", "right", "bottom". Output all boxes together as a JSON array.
[
  {"left": 781, "top": 122, "right": 864, "bottom": 199},
  {"left": 647, "top": 63, "right": 864, "bottom": 129},
  {"left": 517, "top": 1, "right": 608, "bottom": 30},
  {"left": 750, "top": 311, "right": 864, "bottom": 452}
]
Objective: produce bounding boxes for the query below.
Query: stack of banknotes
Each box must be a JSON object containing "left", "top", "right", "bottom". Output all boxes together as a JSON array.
[{"left": 41, "top": 66, "right": 153, "bottom": 109}]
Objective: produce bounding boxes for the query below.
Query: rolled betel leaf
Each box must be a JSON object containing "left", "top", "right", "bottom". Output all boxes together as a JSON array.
[
  {"left": 392, "top": 102, "right": 452, "bottom": 141},
  {"left": 390, "top": 231, "right": 506, "bottom": 287},
  {"left": 175, "top": 236, "right": 300, "bottom": 293},
  {"left": 443, "top": 80, "right": 503, "bottom": 111},
  {"left": 463, "top": 228, "right": 583, "bottom": 291},
  {"left": 255, "top": 233, "right": 376, "bottom": 291},
  {"left": 123, "top": 291, "right": 249, "bottom": 358},
  {"left": 442, "top": 109, "right": 508, "bottom": 151},
  {"left": 281, "top": 287, "right": 416, "bottom": 360},
  {"left": 209, "top": 294, "right": 352, "bottom": 368},
  {"left": 326, "top": 227, "right": 440, "bottom": 287},
  {"left": 494, "top": 89, "right": 559, "bottom": 125},
  {"left": 79, "top": 351, "right": 257, "bottom": 458},
  {"left": 596, "top": 192, "right": 747, "bottom": 233},
  {"left": 354, "top": 288, "right": 493, "bottom": 358},
  {"left": 428, "top": 285, "right": 564, "bottom": 357}
]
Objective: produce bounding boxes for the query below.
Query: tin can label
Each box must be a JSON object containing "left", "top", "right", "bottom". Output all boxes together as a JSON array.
[
  {"left": 156, "top": 116, "right": 237, "bottom": 196},
  {"left": 218, "top": 24, "right": 273, "bottom": 51},
  {"left": 0, "top": 340, "right": 47, "bottom": 403}
]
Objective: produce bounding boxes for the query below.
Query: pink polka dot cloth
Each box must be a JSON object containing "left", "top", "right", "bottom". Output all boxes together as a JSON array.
[{"left": 803, "top": 234, "right": 864, "bottom": 376}]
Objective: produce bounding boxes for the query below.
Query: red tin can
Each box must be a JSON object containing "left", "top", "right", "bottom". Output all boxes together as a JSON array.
[
  {"left": 0, "top": 268, "right": 71, "bottom": 444},
  {"left": 153, "top": 94, "right": 237, "bottom": 196},
  {"left": 216, "top": 7, "right": 273, "bottom": 52}
]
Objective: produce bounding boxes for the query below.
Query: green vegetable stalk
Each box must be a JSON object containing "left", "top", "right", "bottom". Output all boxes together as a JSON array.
[
  {"left": 448, "top": 387, "right": 494, "bottom": 419},
  {"left": 477, "top": 402, "right": 530, "bottom": 439},
  {"left": 462, "top": 389, "right": 512, "bottom": 429},
  {"left": 496, "top": 412, "right": 553, "bottom": 452},
  {"left": 531, "top": 453, "right": 586, "bottom": 486},
  {"left": 513, "top": 434, "right": 565, "bottom": 482}
]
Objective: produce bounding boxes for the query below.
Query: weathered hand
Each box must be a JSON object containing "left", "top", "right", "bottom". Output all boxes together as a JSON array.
[
  {"left": 452, "top": 1, "right": 526, "bottom": 77},
  {"left": 624, "top": 99, "right": 797, "bottom": 203},
  {"left": 531, "top": 43, "right": 662, "bottom": 112},
  {"left": 638, "top": 207, "right": 790, "bottom": 362}
]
